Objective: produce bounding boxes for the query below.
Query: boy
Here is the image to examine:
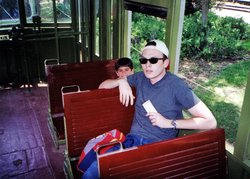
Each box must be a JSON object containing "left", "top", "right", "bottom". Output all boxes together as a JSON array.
[{"left": 99, "top": 57, "right": 134, "bottom": 89}]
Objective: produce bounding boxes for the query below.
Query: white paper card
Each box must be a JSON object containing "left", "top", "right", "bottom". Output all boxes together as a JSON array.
[{"left": 142, "top": 100, "right": 157, "bottom": 113}]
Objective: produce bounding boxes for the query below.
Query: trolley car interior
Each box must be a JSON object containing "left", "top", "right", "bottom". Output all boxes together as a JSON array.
[{"left": 0, "top": 0, "right": 250, "bottom": 178}]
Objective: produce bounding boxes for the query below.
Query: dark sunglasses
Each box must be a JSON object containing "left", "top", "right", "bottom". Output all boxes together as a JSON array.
[{"left": 139, "top": 57, "right": 165, "bottom": 64}]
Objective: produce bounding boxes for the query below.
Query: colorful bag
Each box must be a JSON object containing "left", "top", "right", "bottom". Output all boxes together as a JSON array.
[{"left": 77, "top": 129, "right": 126, "bottom": 173}]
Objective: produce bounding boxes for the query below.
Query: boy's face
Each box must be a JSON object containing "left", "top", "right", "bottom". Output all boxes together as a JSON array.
[{"left": 116, "top": 66, "right": 134, "bottom": 78}]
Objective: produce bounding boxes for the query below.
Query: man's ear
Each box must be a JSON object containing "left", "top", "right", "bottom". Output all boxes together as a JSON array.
[{"left": 164, "top": 59, "right": 169, "bottom": 68}]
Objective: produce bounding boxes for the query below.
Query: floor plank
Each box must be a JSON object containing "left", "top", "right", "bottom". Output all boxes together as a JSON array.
[{"left": 0, "top": 86, "right": 65, "bottom": 179}]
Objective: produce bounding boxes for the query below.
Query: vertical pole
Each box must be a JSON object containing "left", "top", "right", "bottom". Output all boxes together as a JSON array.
[
  {"left": 234, "top": 71, "right": 250, "bottom": 165},
  {"left": 165, "top": 0, "right": 185, "bottom": 74},
  {"left": 52, "top": 0, "right": 60, "bottom": 61}
]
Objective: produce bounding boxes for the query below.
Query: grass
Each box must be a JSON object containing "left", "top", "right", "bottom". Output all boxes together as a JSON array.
[
  {"left": 207, "top": 60, "right": 250, "bottom": 87},
  {"left": 241, "top": 39, "right": 250, "bottom": 50},
  {"left": 194, "top": 60, "right": 250, "bottom": 144}
]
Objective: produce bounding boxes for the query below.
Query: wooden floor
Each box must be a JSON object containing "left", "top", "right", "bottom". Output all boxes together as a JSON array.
[{"left": 0, "top": 84, "right": 65, "bottom": 179}]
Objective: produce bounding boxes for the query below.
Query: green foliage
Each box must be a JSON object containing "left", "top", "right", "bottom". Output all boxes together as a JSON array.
[
  {"left": 181, "top": 11, "right": 250, "bottom": 61},
  {"left": 131, "top": 9, "right": 250, "bottom": 67},
  {"left": 132, "top": 12, "right": 165, "bottom": 43}
]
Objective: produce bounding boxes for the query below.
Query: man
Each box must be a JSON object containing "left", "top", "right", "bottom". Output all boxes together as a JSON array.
[
  {"left": 82, "top": 40, "right": 216, "bottom": 178},
  {"left": 99, "top": 39, "right": 216, "bottom": 142},
  {"left": 99, "top": 57, "right": 134, "bottom": 89}
]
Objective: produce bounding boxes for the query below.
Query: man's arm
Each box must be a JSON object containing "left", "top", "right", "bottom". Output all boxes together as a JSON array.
[
  {"left": 175, "top": 101, "right": 217, "bottom": 129},
  {"left": 98, "top": 79, "right": 120, "bottom": 89},
  {"left": 147, "top": 101, "right": 217, "bottom": 130},
  {"left": 99, "top": 78, "right": 135, "bottom": 107}
]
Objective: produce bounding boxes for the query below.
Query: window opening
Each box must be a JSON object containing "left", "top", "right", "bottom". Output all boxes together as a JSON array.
[
  {"left": 25, "top": 0, "right": 71, "bottom": 24},
  {"left": 0, "top": 0, "right": 20, "bottom": 26},
  {"left": 95, "top": 0, "right": 99, "bottom": 56},
  {"left": 0, "top": 0, "right": 72, "bottom": 27}
]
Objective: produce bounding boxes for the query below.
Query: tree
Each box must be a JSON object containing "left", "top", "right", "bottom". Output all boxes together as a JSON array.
[
  {"left": 185, "top": 0, "right": 216, "bottom": 27},
  {"left": 201, "top": 0, "right": 210, "bottom": 27}
]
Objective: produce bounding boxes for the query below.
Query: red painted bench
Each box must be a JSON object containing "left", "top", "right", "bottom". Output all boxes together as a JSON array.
[
  {"left": 62, "top": 88, "right": 227, "bottom": 179},
  {"left": 44, "top": 59, "right": 117, "bottom": 148},
  {"left": 62, "top": 88, "right": 135, "bottom": 178},
  {"left": 98, "top": 128, "right": 227, "bottom": 178}
]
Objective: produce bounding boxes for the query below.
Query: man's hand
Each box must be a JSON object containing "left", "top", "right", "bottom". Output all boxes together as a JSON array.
[
  {"left": 146, "top": 112, "right": 170, "bottom": 128},
  {"left": 118, "top": 79, "right": 135, "bottom": 107}
]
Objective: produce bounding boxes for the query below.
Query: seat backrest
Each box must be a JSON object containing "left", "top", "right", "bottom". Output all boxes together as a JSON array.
[
  {"left": 45, "top": 60, "right": 117, "bottom": 117},
  {"left": 63, "top": 88, "right": 135, "bottom": 158},
  {"left": 98, "top": 128, "right": 227, "bottom": 179}
]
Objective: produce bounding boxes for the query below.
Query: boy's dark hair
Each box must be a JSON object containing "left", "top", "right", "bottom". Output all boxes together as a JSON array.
[{"left": 115, "top": 57, "right": 133, "bottom": 71}]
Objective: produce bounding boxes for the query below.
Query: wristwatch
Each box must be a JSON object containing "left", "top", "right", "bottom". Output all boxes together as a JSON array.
[{"left": 171, "top": 119, "right": 177, "bottom": 130}]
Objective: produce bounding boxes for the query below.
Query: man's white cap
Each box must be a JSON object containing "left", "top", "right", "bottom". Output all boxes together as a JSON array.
[{"left": 141, "top": 40, "right": 169, "bottom": 58}]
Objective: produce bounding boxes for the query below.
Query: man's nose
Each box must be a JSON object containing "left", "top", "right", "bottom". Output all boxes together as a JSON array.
[{"left": 146, "top": 61, "right": 151, "bottom": 67}]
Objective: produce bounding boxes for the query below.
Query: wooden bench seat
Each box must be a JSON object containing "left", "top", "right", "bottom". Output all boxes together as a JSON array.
[
  {"left": 98, "top": 128, "right": 227, "bottom": 178},
  {"left": 62, "top": 88, "right": 135, "bottom": 178},
  {"left": 62, "top": 88, "right": 227, "bottom": 179},
  {"left": 44, "top": 59, "right": 117, "bottom": 148}
]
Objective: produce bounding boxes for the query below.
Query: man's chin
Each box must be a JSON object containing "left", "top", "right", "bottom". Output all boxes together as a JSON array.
[{"left": 144, "top": 73, "right": 154, "bottom": 79}]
